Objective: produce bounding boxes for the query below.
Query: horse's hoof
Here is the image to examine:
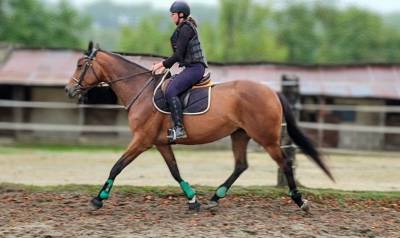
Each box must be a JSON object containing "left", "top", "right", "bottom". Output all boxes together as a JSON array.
[
  {"left": 90, "top": 197, "right": 103, "bottom": 210},
  {"left": 204, "top": 201, "right": 219, "bottom": 210},
  {"left": 301, "top": 199, "right": 310, "bottom": 213},
  {"left": 188, "top": 200, "right": 201, "bottom": 212}
]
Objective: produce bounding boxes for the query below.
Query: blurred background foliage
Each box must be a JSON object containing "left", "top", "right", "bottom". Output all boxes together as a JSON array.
[
  {"left": 1, "top": 0, "right": 400, "bottom": 64},
  {"left": 0, "top": 0, "right": 90, "bottom": 48}
]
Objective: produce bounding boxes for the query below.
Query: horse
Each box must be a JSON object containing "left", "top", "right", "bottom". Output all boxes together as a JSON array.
[{"left": 65, "top": 42, "right": 334, "bottom": 213}]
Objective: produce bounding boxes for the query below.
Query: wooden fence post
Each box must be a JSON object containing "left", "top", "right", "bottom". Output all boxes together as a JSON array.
[{"left": 277, "top": 74, "right": 300, "bottom": 187}]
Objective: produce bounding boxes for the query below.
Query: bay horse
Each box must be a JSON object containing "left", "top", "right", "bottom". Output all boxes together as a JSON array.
[{"left": 65, "top": 42, "right": 334, "bottom": 213}]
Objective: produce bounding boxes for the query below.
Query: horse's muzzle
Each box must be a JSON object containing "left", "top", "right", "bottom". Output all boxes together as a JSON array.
[{"left": 65, "top": 84, "right": 81, "bottom": 99}]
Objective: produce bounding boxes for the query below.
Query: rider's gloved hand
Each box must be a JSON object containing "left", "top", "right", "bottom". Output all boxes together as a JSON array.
[{"left": 152, "top": 62, "right": 165, "bottom": 74}]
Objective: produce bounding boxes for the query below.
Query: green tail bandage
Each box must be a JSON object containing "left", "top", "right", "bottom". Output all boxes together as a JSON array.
[
  {"left": 99, "top": 179, "right": 114, "bottom": 200},
  {"left": 180, "top": 181, "right": 196, "bottom": 200},
  {"left": 216, "top": 186, "right": 227, "bottom": 198}
]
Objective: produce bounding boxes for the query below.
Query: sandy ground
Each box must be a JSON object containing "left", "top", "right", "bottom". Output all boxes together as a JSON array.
[
  {"left": 0, "top": 147, "right": 399, "bottom": 191},
  {"left": 0, "top": 148, "right": 399, "bottom": 237},
  {"left": 0, "top": 189, "right": 399, "bottom": 238}
]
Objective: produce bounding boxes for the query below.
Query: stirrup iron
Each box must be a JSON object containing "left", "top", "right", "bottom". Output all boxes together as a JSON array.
[{"left": 167, "top": 127, "right": 187, "bottom": 142}]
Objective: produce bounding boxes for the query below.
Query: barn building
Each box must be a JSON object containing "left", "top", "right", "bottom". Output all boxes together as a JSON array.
[{"left": 0, "top": 47, "right": 399, "bottom": 150}]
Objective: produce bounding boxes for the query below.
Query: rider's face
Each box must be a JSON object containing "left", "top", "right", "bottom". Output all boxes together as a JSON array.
[{"left": 170, "top": 12, "right": 181, "bottom": 25}]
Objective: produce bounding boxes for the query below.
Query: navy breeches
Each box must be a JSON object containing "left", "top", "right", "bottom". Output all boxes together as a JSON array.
[{"left": 165, "top": 63, "right": 205, "bottom": 100}]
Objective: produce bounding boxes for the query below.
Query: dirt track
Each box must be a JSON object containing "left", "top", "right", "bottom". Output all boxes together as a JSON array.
[
  {"left": 0, "top": 188, "right": 399, "bottom": 238},
  {"left": 0, "top": 148, "right": 399, "bottom": 191},
  {"left": 1, "top": 148, "right": 399, "bottom": 237}
]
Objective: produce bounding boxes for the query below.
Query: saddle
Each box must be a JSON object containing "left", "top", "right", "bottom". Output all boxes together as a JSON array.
[{"left": 153, "top": 72, "right": 214, "bottom": 115}]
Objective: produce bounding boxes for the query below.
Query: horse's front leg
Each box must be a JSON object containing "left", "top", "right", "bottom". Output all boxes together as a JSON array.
[
  {"left": 156, "top": 145, "right": 201, "bottom": 211},
  {"left": 90, "top": 136, "right": 151, "bottom": 209}
]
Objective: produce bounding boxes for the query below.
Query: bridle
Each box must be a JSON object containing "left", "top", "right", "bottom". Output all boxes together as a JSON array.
[
  {"left": 71, "top": 49, "right": 155, "bottom": 111},
  {"left": 72, "top": 48, "right": 103, "bottom": 91}
]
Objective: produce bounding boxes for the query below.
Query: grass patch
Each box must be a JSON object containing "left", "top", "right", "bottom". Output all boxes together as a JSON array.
[
  {"left": 1, "top": 183, "right": 399, "bottom": 202},
  {"left": 298, "top": 187, "right": 400, "bottom": 202}
]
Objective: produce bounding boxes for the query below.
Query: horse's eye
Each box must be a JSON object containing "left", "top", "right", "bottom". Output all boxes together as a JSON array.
[{"left": 77, "top": 64, "right": 83, "bottom": 68}]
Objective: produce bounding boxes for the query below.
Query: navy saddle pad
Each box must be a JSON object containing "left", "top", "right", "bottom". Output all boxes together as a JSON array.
[{"left": 152, "top": 82, "right": 212, "bottom": 115}]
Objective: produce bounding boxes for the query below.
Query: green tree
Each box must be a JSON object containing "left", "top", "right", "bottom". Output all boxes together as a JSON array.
[
  {"left": 317, "top": 6, "right": 380, "bottom": 63},
  {"left": 4, "top": 0, "right": 50, "bottom": 46},
  {"left": 381, "top": 27, "right": 400, "bottom": 62},
  {"left": 47, "top": 0, "right": 91, "bottom": 48},
  {"left": 119, "top": 14, "right": 173, "bottom": 56},
  {"left": 274, "top": 2, "right": 319, "bottom": 64},
  {"left": 0, "top": 0, "right": 6, "bottom": 40},
  {"left": 216, "top": 0, "right": 287, "bottom": 62},
  {"left": 275, "top": 1, "right": 400, "bottom": 64},
  {"left": 116, "top": 0, "right": 400, "bottom": 64},
  {"left": 382, "top": 13, "right": 400, "bottom": 62},
  {"left": 118, "top": 0, "right": 287, "bottom": 63},
  {"left": 1, "top": 0, "right": 90, "bottom": 48}
]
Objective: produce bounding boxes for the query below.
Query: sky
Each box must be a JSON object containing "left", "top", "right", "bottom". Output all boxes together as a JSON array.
[{"left": 52, "top": 0, "right": 400, "bottom": 14}]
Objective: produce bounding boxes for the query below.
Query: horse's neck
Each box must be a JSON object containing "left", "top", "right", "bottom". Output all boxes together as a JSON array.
[{"left": 98, "top": 53, "right": 153, "bottom": 110}]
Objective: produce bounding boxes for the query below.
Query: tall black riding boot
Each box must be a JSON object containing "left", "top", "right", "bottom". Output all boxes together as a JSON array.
[{"left": 167, "top": 96, "right": 187, "bottom": 142}]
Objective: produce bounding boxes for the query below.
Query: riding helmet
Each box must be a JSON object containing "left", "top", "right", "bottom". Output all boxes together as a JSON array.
[{"left": 170, "top": 1, "right": 190, "bottom": 17}]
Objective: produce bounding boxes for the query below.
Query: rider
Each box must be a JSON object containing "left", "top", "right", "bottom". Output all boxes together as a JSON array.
[{"left": 152, "top": 0, "right": 208, "bottom": 142}]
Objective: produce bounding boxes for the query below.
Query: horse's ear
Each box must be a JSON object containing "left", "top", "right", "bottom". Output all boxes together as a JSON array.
[
  {"left": 95, "top": 43, "right": 100, "bottom": 50},
  {"left": 86, "top": 41, "right": 94, "bottom": 56}
]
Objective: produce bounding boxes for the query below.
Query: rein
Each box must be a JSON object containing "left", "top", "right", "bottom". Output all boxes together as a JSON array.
[
  {"left": 107, "top": 69, "right": 154, "bottom": 111},
  {"left": 109, "top": 71, "right": 152, "bottom": 85},
  {"left": 122, "top": 73, "right": 154, "bottom": 111}
]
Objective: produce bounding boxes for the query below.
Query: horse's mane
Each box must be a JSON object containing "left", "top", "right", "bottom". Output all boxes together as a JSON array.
[
  {"left": 99, "top": 50, "right": 150, "bottom": 72},
  {"left": 98, "top": 49, "right": 162, "bottom": 89}
]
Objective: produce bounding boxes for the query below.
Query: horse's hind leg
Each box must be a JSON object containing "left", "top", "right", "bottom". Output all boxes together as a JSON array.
[
  {"left": 205, "top": 129, "right": 250, "bottom": 209},
  {"left": 264, "top": 144, "right": 309, "bottom": 212},
  {"left": 156, "top": 145, "right": 200, "bottom": 211}
]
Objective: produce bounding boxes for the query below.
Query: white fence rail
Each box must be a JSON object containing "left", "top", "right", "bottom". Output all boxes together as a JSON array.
[
  {"left": 300, "top": 104, "right": 400, "bottom": 113},
  {"left": 0, "top": 100, "right": 123, "bottom": 109},
  {"left": 2, "top": 99, "right": 400, "bottom": 112},
  {"left": 0, "top": 100, "right": 400, "bottom": 134},
  {"left": 299, "top": 122, "right": 400, "bottom": 134},
  {"left": 0, "top": 122, "right": 130, "bottom": 133}
]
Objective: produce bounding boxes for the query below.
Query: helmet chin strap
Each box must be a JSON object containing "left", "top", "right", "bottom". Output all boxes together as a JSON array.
[{"left": 175, "top": 15, "right": 186, "bottom": 25}]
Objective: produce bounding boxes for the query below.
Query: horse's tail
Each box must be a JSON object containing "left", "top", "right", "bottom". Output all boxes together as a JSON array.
[{"left": 277, "top": 93, "right": 335, "bottom": 182}]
